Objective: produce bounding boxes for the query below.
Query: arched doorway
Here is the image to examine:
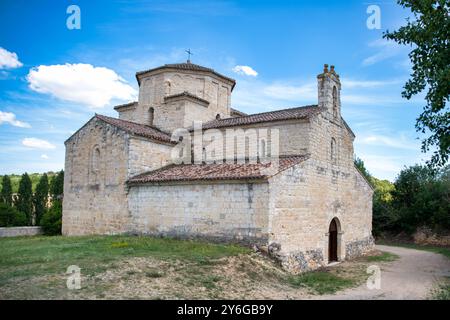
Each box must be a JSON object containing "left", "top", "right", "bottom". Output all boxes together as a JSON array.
[{"left": 328, "top": 218, "right": 339, "bottom": 262}]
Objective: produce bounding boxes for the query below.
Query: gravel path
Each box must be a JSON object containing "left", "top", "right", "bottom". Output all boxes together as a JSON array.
[{"left": 316, "top": 245, "right": 450, "bottom": 300}]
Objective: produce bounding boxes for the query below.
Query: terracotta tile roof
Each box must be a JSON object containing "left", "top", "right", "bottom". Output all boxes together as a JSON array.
[
  {"left": 191, "top": 105, "right": 322, "bottom": 130},
  {"left": 127, "top": 155, "right": 309, "bottom": 184},
  {"left": 164, "top": 91, "right": 210, "bottom": 105},
  {"left": 136, "top": 62, "right": 236, "bottom": 89},
  {"left": 95, "top": 114, "right": 175, "bottom": 144},
  {"left": 113, "top": 101, "right": 137, "bottom": 111}
]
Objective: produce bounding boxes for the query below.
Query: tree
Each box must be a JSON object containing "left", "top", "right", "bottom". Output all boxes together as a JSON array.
[
  {"left": 0, "top": 175, "right": 13, "bottom": 206},
  {"left": 392, "top": 164, "right": 450, "bottom": 233},
  {"left": 33, "top": 173, "right": 49, "bottom": 226},
  {"left": 354, "top": 157, "right": 374, "bottom": 187},
  {"left": 384, "top": 0, "right": 450, "bottom": 168},
  {"left": 50, "top": 170, "right": 64, "bottom": 200},
  {"left": 0, "top": 203, "right": 27, "bottom": 227},
  {"left": 15, "top": 173, "right": 33, "bottom": 225},
  {"left": 41, "top": 201, "right": 62, "bottom": 235},
  {"left": 42, "top": 170, "right": 64, "bottom": 235}
]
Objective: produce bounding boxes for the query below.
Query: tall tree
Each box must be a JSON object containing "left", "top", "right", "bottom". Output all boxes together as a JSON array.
[
  {"left": 354, "top": 157, "right": 373, "bottom": 185},
  {"left": 384, "top": 0, "right": 450, "bottom": 168},
  {"left": 33, "top": 173, "right": 49, "bottom": 226},
  {"left": 50, "top": 170, "right": 64, "bottom": 200},
  {"left": 15, "top": 173, "right": 33, "bottom": 225},
  {"left": 0, "top": 175, "right": 13, "bottom": 206}
]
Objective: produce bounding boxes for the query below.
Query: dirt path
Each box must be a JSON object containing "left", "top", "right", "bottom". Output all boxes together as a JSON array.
[{"left": 315, "top": 245, "right": 450, "bottom": 300}]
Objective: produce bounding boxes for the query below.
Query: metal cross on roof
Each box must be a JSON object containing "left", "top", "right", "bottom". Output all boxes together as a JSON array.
[{"left": 185, "top": 49, "right": 193, "bottom": 63}]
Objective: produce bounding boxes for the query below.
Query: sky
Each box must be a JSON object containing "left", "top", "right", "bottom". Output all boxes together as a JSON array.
[{"left": 0, "top": 0, "right": 431, "bottom": 181}]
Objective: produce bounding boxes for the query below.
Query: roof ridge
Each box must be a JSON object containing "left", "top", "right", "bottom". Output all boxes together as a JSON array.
[
  {"left": 135, "top": 62, "right": 236, "bottom": 89},
  {"left": 94, "top": 114, "right": 175, "bottom": 144},
  {"left": 236, "top": 104, "right": 319, "bottom": 118},
  {"left": 96, "top": 114, "right": 172, "bottom": 136}
]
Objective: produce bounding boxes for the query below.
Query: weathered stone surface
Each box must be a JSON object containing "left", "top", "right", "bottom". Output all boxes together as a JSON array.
[
  {"left": 0, "top": 226, "right": 43, "bottom": 237},
  {"left": 63, "top": 63, "right": 374, "bottom": 272}
]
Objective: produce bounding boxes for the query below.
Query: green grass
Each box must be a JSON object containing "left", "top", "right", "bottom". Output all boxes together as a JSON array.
[
  {"left": 431, "top": 277, "right": 450, "bottom": 300},
  {"left": 365, "top": 251, "right": 399, "bottom": 262},
  {"left": 285, "top": 271, "right": 356, "bottom": 295},
  {"left": 378, "top": 241, "right": 450, "bottom": 260},
  {"left": 0, "top": 235, "right": 249, "bottom": 285}
]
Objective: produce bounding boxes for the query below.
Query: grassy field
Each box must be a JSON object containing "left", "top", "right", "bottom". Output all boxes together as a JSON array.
[{"left": 0, "top": 235, "right": 379, "bottom": 299}]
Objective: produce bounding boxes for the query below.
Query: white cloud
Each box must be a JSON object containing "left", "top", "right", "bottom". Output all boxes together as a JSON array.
[
  {"left": 357, "top": 134, "right": 420, "bottom": 151},
  {"left": 27, "top": 63, "right": 137, "bottom": 108},
  {"left": 362, "top": 39, "right": 404, "bottom": 66},
  {"left": 232, "top": 65, "right": 258, "bottom": 77},
  {"left": 0, "top": 111, "right": 31, "bottom": 128},
  {"left": 41, "top": 154, "right": 49, "bottom": 159},
  {"left": 341, "top": 78, "right": 402, "bottom": 89},
  {"left": 22, "top": 138, "right": 56, "bottom": 150},
  {"left": 0, "top": 47, "right": 23, "bottom": 69}
]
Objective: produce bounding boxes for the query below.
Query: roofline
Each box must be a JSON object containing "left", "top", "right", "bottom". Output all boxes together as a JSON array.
[
  {"left": 64, "top": 115, "right": 96, "bottom": 144},
  {"left": 135, "top": 64, "right": 236, "bottom": 90},
  {"left": 341, "top": 117, "right": 356, "bottom": 138},
  {"left": 164, "top": 91, "right": 210, "bottom": 106},
  {"left": 353, "top": 164, "right": 375, "bottom": 191},
  {"left": 114, "top": 101, "right": 138, "bottom": 111},
  {"left": 64, "top": 114, "right": 176, "bottom": 146},
  {"left": 126, "top": 155, "right": 309, "bottom": 186},
  {"left": 188, "top": 105, "right": 322, "bottom": 131}
]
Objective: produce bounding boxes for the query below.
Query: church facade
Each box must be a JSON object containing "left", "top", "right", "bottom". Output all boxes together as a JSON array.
[{"left": 62, "top": 62, "right": 374, "bottom": 272}]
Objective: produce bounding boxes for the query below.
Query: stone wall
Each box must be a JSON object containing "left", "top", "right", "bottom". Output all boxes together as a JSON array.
[
  {"left": 127, "top": 181, "right": 270, "bottom": 244},
  {"left": 0, "top": 226, "right": 43, "bottom": 237},
  {"left": 63, "top": 118, "right": 131, "bottom": 235},
  {"left": 127, "top": 137, "right": 172, "bottom": 177},
  {"left": 265, "top": 110, "right": 373, "bottom": 273}
]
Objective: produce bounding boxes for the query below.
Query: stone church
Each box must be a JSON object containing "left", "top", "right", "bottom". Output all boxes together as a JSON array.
[{"left": 62, "top": 61, "right": 374, "bottom": 272}]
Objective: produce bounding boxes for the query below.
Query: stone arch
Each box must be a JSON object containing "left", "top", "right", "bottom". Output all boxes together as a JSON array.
[
  {"left": 331, "top": 137, "right": 337, "bottom": 164},
  {"left": 148, "top": 107, "right": 155, "bottom": 126},
  {"left": 327, "top": 217, "right": 342, "bottom": 263},
  {"left": 91, "top": 145, "right": 101, "bottom": 173}
]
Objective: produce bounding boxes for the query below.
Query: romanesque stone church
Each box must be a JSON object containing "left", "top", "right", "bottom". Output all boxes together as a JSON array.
[{"left": 62, "top": 61, "right": 374, "bottom": 272}]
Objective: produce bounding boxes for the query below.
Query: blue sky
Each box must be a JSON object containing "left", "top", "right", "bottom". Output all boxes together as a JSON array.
[{"left": 0, "top": 0, "right": 430, "bottom": 180}]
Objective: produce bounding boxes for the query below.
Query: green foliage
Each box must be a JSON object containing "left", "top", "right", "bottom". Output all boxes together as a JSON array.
[
  {"left": 372, "top": 177, "right": 397, "bottom": 235},
  {"left": 392, "top": 164, "right": 450, "bottom": 233},
  {"left": 354, "top": 157, "right": 373, "bottom": 186},
  {"left": 0, "top": 175, "right": 13, "bottom": 206},
  {"left": 355, "top": 156, "right": 449, "bottom": 236},
  {"left": 41, "top": 201, "right": 62, "bottom": 235},
  {"left": 50, "top": 170, "right": 64, "bottom": 199},
  {"left": 0, "top": 172, "right": 58, "bottom": 194},
  {"left": 15, "top": 173, "right": 33, "bottom": 226},
  {"left": 0, "top": 203, "right": 27, "bottom": 227},
  {"left": 384, "top": 0, "right": 450, "bottom": 168},
  {"left": 33, "top": 174, "right": 49, "bottom": 226}
]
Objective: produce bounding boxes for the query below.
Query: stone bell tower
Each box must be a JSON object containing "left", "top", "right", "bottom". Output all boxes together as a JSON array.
[{"left": 317, "top": 64, "right": 341, "bottom": 120}]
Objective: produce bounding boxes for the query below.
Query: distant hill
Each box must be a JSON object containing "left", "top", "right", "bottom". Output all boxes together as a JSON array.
[{"left": 0, "top": 172, "right": 58, "bottom": 193}]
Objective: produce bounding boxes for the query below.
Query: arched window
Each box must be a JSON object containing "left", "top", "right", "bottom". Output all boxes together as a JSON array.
[
  {"left": 216, "top": 114, "right": 221, "bottom": 120},
  {"left": 148, "top": 107, "right": 154, "bottom": 126},
  {"left": 332, "top": 86, "right": 338, "bottom": 118},
  {"left": 92, "top": 146, "right": 100, "bottom": 172},
  {"left": 331, "top": 138, "right": 337, "bottom": 163}
]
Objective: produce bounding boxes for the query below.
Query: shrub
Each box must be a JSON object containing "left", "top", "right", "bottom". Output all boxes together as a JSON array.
[
  {"left": 41, "top": 201, "right": 62, "bottom": 235},
  {"left": 0, "top": 203, "right": 27, "bottom": 227}
]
